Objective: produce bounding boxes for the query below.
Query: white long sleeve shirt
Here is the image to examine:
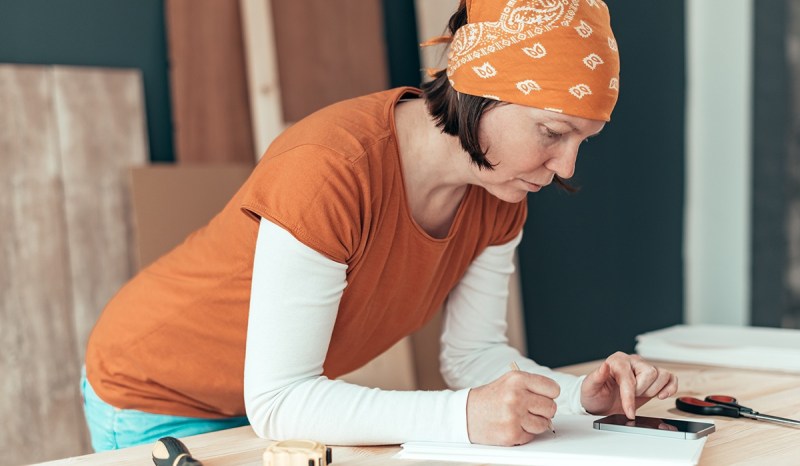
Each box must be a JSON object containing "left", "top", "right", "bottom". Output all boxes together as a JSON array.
[{"left": 244, "top": 218, "right": 586, "bottom": 444}]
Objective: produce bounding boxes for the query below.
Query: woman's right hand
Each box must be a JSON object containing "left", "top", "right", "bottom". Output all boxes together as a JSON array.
[{"left": 466, "top": 370, "right": 560, "bottom": 446}]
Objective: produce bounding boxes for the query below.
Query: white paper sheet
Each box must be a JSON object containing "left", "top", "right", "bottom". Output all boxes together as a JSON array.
[
  {"left": 395, "top": 415, "right": 708, "bottom": 466},
  {"left": 635, "top": 325, "right": 800, "bottom": 373}
]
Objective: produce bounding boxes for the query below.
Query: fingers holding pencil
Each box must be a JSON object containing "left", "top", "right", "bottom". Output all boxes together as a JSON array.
[
  {"left": 465, "top": 361, "right": 560, "bottom": 446},
  {"left": 510, "top": 362, "right": 556, "bottom": 435}
]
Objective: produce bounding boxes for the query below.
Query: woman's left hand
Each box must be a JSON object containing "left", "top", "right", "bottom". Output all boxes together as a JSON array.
[{"left": 579, "top": 352, "right": 678, "bottom": 419}]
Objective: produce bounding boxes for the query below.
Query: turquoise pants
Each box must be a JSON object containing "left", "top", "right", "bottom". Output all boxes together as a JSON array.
[{"left": 80, "top": 370, "right": 249, "bottom": 452}]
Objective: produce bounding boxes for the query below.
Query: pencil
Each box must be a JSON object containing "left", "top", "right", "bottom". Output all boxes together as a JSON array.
[{"left": 510, "top": 361, "right": 556, "bottom": 435}]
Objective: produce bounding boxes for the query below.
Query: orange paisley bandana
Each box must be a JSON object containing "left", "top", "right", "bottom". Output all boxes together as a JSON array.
[{"left": 446, "top": 0, "right": 620, "bottom": 121}]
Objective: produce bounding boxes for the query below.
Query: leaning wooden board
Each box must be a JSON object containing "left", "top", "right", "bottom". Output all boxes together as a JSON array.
[
  {"left": 53, "top": 66, "right": 148, "bottom": 365},
  {"left": 32, "top": 362, "right": 800, "bottom": 466},
  {"left": 0, "top": 64, "right": 90, "bottom": 466},
  {"left": 0, "top": 64, "right": 149, "bottom": 465}
]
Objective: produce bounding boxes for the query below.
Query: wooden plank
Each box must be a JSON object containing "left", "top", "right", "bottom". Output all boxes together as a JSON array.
[
  {"left": 0, "top": 64, "right": 89, "bottom": 464},
  {"left": 270, "top": 0, "right": 389, "bottom": 122},
  {"left": 130, "top": 164, "right": 253, "bottom": 269},
  {"left": 240, "top": 0, "right": 286, "bottom": 159},
  {"left": 165, "top": 0, "right": 255, "bottom": 164},
  {"left": 52, "top": 66, "right": 149, "bottom": 364},
  {"left": 415, "top": 0, "right": 459, "bottom": 76}
]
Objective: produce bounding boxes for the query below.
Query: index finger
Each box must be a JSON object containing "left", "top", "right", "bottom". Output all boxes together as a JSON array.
[
  {"left": 608, "top": 356, "right": 637, "bottom": 419},
  {"left": 519, "top": 372, "right": 561, "bottom": 400}
]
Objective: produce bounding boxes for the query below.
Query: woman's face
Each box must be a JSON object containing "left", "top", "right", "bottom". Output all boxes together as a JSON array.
[{"left": 472, "top": 103, "right": 606, "bottom": 203}]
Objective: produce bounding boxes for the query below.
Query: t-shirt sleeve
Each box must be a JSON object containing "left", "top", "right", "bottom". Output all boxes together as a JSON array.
[
  {"left": 490, "top": 196, "right": 528, "bottom": 246},
  {"left": 240, "top": 144, "right": 365, "bottom": 264}
]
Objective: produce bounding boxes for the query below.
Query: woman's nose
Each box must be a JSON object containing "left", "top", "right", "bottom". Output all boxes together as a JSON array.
[{"left": 546, "top": 146, "right": 579, "bottom": 180}]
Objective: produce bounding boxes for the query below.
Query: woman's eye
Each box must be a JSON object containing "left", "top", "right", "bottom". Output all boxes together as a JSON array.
[{"left": 545, "top": 128, "right": 562, "bottom": 139}]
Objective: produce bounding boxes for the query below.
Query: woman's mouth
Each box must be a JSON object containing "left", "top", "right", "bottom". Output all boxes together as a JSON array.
[{"left": 520, "top": 179, "right": 542, "bottom": 192}]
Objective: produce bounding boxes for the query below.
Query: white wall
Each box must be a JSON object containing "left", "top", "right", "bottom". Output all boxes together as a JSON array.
[{"left": 685, "top": 0, "right": 753, "bottom": 325}]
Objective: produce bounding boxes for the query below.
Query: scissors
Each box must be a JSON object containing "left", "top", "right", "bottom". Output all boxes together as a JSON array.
[{"left": 676, "top": 395, "right": 800, "bottom": 427}]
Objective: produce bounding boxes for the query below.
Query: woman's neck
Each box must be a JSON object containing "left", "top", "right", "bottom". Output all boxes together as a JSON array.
[{"left": 394, "top": 98, "right": 475, "bottom": 237}]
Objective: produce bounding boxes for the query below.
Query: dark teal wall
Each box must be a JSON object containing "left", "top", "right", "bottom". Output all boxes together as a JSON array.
[
  {"left": 381, "top": 0, "right": 421, "bottom": 88},
  {"left": 751, "top": 0, "right": 789, "bottom": 327},
  {"left": 519, "top": 1, "right": 686, "bottom": 367},
  {"left": 0, "top": 0, "right": 174, "bottom": 162}
]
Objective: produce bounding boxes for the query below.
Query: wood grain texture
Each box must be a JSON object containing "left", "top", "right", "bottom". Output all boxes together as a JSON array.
[
  {"left": 166, "top": 0, "right": 255, "bottom": 163},
  {"left": 34, "top": 362, "right": 800, "bottom": 466},
  {"left": 52, "top": 66, "right": 148, "bottom": 365},
  {"left": 0, "top": 65, "right": 89, "bottom": 465},
  {"left": 271, "top": 0, "right": 389, "bottom": 122}
]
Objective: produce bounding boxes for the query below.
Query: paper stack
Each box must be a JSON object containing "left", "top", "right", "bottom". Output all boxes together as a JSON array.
[
  {"left": 395, "top": 415, "right": 708, "bottom": 466},
  {"left": 635, "top": 325, "right": 800, "bottom": 373}
]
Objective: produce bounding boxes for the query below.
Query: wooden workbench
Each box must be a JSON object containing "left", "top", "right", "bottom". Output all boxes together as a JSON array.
[{"left": 35, "top": 361, "right": 800, "bottom": 465}]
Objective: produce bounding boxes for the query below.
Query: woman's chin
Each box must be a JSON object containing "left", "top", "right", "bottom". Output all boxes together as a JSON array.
[{"left": 489, "top": 188, "right": 529, "bottom": 204}]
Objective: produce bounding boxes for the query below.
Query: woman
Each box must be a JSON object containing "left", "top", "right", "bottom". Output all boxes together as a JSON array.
[{"left": 83, "top": 0, "right": 677, "bottom": 451}]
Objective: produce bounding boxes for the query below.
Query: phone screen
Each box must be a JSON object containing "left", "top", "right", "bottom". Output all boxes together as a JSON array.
[{"left": 593, "top": 414, "right": 715, "bottom": 439}]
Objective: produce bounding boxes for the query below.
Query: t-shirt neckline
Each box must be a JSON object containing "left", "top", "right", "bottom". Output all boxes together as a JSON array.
[{"left": 387, "top": 87, "right": 474, "bottom": 244}]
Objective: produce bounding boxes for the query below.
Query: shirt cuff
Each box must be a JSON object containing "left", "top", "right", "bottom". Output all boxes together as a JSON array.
[
  {"left": 562, "top": 374, "right": 589, "bottom": 415},
  {"left": 449, "top": 388, "right": 472, "bottom": 443}
]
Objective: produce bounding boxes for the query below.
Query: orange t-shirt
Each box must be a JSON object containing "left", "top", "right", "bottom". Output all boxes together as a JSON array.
[{"left": 85, "top": 87, "right": 527, "bottom": 418}]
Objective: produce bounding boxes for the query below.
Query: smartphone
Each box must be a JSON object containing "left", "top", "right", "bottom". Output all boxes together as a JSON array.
[{"left": 593, "top": 414, "right": 715, "bottom": 440}]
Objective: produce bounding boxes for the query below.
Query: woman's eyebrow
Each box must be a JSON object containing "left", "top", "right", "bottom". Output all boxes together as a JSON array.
[
  {"left": 547, "top": 118, "right": 579, "bottom": 132},
  {"left": 548, "top": 118, "right": 603, "bottom": 137}
]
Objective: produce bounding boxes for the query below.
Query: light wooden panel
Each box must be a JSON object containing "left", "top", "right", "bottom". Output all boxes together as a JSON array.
[
  {"left": 415, "top": 0, "right": 459, "bottom": 77},
  {"left": 240, "top": 0, "right": 285, "bottom": 159},
  {"left": 0, "top": 65, "right": 89, "bottom": 465},
  {"left": 270, "top": 0, "right": 389, "bottom": 122},
  {"left": 166, "top": 0, "right": 255, "bottom": 164},
  {"left": 53, "top": 66, "right": 149, "bottom": 364}
]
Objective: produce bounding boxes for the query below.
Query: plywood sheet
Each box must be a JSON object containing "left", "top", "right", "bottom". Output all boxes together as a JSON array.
[
  {"left": 0, "top": 65, "right": 89, "bottom": 465},
  {"left": 130, "top": 164, "right": 252, "bottom": 269},
  {"left": 271, "top": 0, "right": 389, "bottom": 122},
  {"left": 52, "top": 66, "right": 149, "bottom": 364},
  {"left": 166, "top": 0, "right": 255, "bottom": 164}
]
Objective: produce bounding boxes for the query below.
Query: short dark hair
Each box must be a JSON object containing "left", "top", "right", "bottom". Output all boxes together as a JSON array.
[
  {"left": 419, "top": 2, "right": 576, "bottom": 191},
  {"left": 421, "top": 69, "right": 503, "bottom": 171}
]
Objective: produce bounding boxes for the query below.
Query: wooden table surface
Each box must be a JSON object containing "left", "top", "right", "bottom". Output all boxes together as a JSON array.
[{"left": 36, "top": 361, "right": 800, "bottom": 466}]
